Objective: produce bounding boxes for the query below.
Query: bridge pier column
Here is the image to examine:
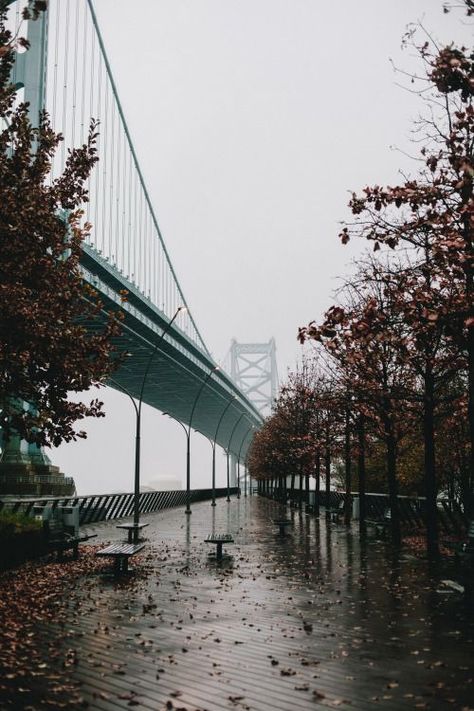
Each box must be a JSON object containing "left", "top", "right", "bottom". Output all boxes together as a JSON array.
[{"left": 0, "top": 402, "right": 75, "bottom": 498}]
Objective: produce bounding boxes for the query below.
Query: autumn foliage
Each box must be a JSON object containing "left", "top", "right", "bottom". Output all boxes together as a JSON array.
[
  {"left": 0, "top": 4, "right": 123, "bottom": 447},
  {"left": 250, "top": 1, "right": 474, "bottom": 554}
]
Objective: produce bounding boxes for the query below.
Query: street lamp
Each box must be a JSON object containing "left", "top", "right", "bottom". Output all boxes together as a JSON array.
[
  {"left": 236, "top": 426, "right": 253, "bottom": 498},
  {"left": 184, "top": 365, "right": 220, "bottom": 514},
  {"left": 226, "top": 413, "right": 246, "bottom": 502},
  {"left": 162, "top": 411, "right": 190, "bottom": 485},
  {"left": 210, "top": 396, "right": 236, "bottom": 506},
  {"left": 110, "top": 305, "right": 186, "bottom": 542}
]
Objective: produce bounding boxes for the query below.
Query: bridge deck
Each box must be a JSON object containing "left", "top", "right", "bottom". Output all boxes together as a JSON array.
[{"left": 1, "top": 497, "right": 473, "bottom": 710}]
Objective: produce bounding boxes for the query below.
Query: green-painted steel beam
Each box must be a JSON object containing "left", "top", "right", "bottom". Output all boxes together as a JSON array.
[{"left": 80, "top": 247, "right": 262, "bottom": 458}]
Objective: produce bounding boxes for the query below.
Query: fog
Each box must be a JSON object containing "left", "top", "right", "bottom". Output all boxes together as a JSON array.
[{"left": 53, "top": 0, "right": 471, "bottom": 495}]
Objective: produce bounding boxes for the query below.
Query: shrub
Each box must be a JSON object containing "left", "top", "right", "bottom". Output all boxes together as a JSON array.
[{"left": 0, "top": 511, "right": 45, "bottom": 570}]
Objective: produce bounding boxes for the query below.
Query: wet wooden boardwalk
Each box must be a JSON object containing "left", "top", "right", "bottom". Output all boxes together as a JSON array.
[{"left": 1, "top": 496, "right": 474, "bottom": 710}]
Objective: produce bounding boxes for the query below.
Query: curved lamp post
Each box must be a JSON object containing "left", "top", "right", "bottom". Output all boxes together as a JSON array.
[
  {"left": 237, "top": 427, "right": 253, "bottom": 499},
  {"left": 184, "top": 365, "right": 219, "bottom": 514},
  {"left": 210, "top": 396, "right": 236, "bottom": 506},
  {"left": 226, "top": 413, "right": 246, "bottom": 502},
  {"left": 245, "top": 441, "right": 256, "bottom": 497},
  {"left": 162, "top": 412, "right": 189, "bottom": 496},
  {"left": 110, "top": 305, "right": 186, "bottom": 542}
]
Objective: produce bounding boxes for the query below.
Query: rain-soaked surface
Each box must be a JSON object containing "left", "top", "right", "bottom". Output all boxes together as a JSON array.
[{"left": 1, "top": 495, "right": 473, "bottom": 710}]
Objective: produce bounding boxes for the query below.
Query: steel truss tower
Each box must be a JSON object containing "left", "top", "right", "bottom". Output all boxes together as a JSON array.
[
  {"left": 228, "top": 339, "right": 278, "bottom": 487},
  {"left": 230, "top": 339, "right": 278, "bottom": 417}
]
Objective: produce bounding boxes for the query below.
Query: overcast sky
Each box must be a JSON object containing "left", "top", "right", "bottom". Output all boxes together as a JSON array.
[{"left": 53, "top": 0, "right": 471, "bottom": 495}]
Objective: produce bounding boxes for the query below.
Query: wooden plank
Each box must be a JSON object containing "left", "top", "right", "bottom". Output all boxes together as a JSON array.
[
  {"left": 2, "top": 498, "right": 474, "bottom": 711},
  {"left": 96, "top": 542, "right": 145, "bottom": 556}
]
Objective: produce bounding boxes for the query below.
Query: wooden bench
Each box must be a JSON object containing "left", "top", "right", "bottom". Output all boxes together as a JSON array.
[
  {"left": 273, "top": 519, "right": 292, "bottom": 535},
  {"left": 450, "top": 520, "right": 474, "bottom": 562},
  {"left": 116, "top": 522, "right": 149, "bottom": 543},
  {"left": 461, "top": 521, "right": 474, "bottom": 599},
  {"left": 366, "top": 509, "right": 391, "bottom": 537},
  {"left": 204, "top": 534, "right": 234, "bottom": 561},
  {"left": 328, "top": 499, "right": 345, "bottom": 522},
  {"left": 96, "top": 542, "right": 145, "bottom": 575},
  {"left": 444, "top": 521, "right": 474, "bottom": 600},
  {"left": 45, "top": 518, "right": 97, "bottom": 561}
]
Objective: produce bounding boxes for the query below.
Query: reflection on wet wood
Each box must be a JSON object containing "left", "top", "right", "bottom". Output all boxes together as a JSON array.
[{"left": 1, "top": 497, "right": 473, "bottom": 710}]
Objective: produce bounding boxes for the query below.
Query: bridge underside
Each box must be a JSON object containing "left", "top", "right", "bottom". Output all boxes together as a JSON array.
[
  {"left": 110, "top": 332, "right": 260, "bottom": 455},
  {"left": 81, "top": 248, "right": 262, "bottom": 456}
]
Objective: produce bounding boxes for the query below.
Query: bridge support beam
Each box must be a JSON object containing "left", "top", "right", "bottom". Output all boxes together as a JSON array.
[
  {"left": 1, "top": 7, "right": 75, "bottom": 497},
  {"left": 0, "top": 408, "right": 75, "bottom": 497}
]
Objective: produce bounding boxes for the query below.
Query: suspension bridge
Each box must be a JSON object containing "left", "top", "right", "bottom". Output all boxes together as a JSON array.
[{"left": 3, "top": 0, "right": 267, "bottom": 492}]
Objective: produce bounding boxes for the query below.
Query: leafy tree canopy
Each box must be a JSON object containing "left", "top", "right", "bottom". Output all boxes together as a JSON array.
[{"left": 0, "top": 3, "right": 123, "bottom": 447}]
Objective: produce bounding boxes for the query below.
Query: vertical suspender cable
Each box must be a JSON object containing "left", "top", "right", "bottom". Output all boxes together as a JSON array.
[
  {"left": 128, "top": 162, "right": 133, "bottom": 279},
  {"left": 101, "top": 77, "right": 109, "bottom": 256},
  {"left": 80, "top": 0, "right": 88, "bottom": 145},
  {"left": 127, "top": 151, "right": 132, "bottom": 278},
  {"left": 121, "top": 131, "right": 126, "bottom": 273},
  {"left": 147, "top": 212, "right": 151, "bottom": 297},
  {"left": 108, "top": 101, "right": 116, "bottom": 260},
  {"left": 137, "top": 187, "right": 143, "bottom": 289},
  {"left": 51, "top": 0, "right": 61, "bottom": 179},
  {"left": 61, "top": 0, "right": 70, "bottom": 168},
  {"left": 115, "top": 107, "right": 121, "bottom": 266},
  {"left": 12, "top": 2, "right": 19, "bottom": 89},
  {"left": 71, "top": 0, "right": 80, "bottom": 147},
  {"left": 93, "top": 39, "right": 101, "bottom": 249},
  {"left": 85, "top": 0, "right": 210, "bottom": 355},
  {"left": 152, "top": 211, "right": 157, "bottom": 305}
]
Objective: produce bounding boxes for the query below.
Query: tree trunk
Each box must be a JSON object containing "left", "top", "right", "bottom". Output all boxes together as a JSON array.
[
  {"left": 423, "top": 368, "right": 439, "bottom": 557},
  {"left": 315, "top": 453, "right": 321, "bottom": 515},
  {"left": 462, "top": 192, "right": 474, "bottom": 519},
  {"left": 384, "top": 410, "right": 401, "bottom": 545},
  {"left": 344, "top": 408, "right": 352, "bottom": 525},
  {"left": 468, "top": 324, "right": 474, "bottom": 518},
  {"left": 325, "top": 447, "right": 331, "bottom": 514},
  {"left": 290, "top": 472, "right": 296, "bottom": 504},
  {"left": 358, "top": 414, "right": 367, "bottom": 533}
]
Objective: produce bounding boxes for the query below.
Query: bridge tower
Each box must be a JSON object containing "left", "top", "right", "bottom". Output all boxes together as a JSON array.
[
  {"left": 228, "top": 339, "right": 278, "bottom": 487},
  {"left": 0, "top": 5, "right": 75, "bottom": 498},
  {"left": 230, "top": 339, "right": 278, "bottom": 417}
]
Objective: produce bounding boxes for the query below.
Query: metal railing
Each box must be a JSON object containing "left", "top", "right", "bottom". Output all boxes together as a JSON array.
[
  {"left": 0, "top": 487, "right": 236, "bottom": 526},
  {"left": 261, "top": 486, "right": 468, "bottom": 535}
]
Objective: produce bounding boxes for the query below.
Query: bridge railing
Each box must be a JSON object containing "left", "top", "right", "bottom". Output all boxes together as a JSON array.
[{"left": 0, "top": 487, "right": 236, "bottom": 526}]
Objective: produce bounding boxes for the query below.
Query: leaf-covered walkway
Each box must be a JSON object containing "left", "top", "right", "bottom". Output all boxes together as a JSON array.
[{"left": 1, "top": 496, "right": 473, "bottom": 710}]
